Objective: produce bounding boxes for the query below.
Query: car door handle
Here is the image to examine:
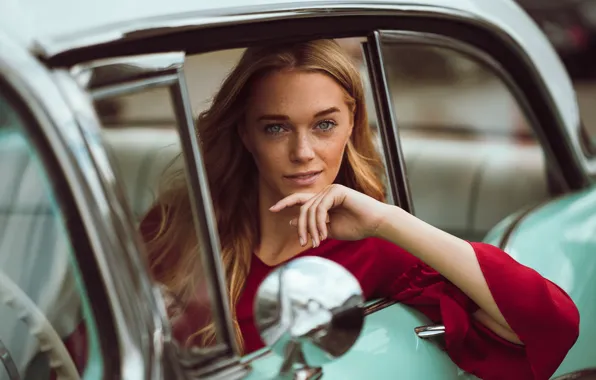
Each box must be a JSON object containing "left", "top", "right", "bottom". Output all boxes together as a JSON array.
[{"left": 415, "top": 324, "right": 446, "bottom": 339}]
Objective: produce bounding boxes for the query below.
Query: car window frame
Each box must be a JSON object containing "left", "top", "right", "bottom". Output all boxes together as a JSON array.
[
  {"left": 65, "top": 51, "right": 251, "bottom": 377},
  {"left": 375, "top": 29, "right": 567, "bottom": 218},
  {"left": 0, "top": 36, "right": 115, "bottom": 378},
  {"left": 70, "top": 51, "right": 240, "bottom": 351}
]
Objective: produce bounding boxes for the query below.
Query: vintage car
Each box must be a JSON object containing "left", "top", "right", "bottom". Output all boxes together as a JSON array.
[{"left": 0, "top": 0, "right": 595, "bottom": 379}]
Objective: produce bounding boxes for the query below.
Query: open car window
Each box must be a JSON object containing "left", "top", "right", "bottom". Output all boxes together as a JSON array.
[
  {"left": 379, "top": 32, "right": 559, "bottom": 241},
  {"left": 0, "top": 84, "right": 101, "bottom": 379},
  {"left": 86, "top": 54, "right": 237, "bottom": 358}
]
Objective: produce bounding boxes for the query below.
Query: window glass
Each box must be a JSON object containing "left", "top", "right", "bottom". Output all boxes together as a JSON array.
[
  {"left": 381, "top": 43, "right": 554, "bottom": 241},
  {"left": 0, "top": 88, "right": 101, "bottom": 379},
  {"left": 94, "top": 85, "right": 219, "bottom": 351}
]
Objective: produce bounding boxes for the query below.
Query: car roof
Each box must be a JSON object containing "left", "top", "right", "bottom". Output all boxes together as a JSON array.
[
  {"left": 0, "top": 0, "right": 584, "bottom": 171},
  {"left": 3, "top": 0, "right": 523, "bottom": 52}
]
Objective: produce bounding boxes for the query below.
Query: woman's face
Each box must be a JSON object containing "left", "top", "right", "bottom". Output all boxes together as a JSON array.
[{"left": 242, "top": 69, "right": 354, "bottom": 200}]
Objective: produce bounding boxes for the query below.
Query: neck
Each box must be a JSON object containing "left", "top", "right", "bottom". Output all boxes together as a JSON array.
[{"left": 256, "top": 181, "right": 307, "bottom": 266}]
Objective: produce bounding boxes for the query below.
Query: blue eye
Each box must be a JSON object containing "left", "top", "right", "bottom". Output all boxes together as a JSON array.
[
  {"left": 265, "top": 124, "right": 285, "bottom": 134},
  {"left": 316, "top": 120, "right": 337, "bottom": 131}
]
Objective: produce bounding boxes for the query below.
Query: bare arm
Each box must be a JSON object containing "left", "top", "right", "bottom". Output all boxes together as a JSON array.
[{"left": 375, "top": 205, "right": 522, "bottom": 345}]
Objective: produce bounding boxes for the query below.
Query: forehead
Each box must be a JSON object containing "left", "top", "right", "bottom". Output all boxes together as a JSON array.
[{"left": 247, "top": 70, "right": 350, "bottom": 112}]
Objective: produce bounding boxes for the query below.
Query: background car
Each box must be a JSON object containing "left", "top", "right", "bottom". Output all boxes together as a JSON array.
[{"left": 517, "top": 0, "right": 596, "bottom": 78}]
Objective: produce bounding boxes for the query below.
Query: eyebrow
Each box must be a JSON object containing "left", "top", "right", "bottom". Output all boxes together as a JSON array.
[{"left": 257, "top": 106, "right": 340, "bottom": 122}]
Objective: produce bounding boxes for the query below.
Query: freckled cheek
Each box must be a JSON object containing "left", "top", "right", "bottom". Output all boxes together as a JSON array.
[
  {"left": 317, "top": 139, "right": 347, "bottom": 170},
  {"left": 252, "top": 141, "right": 288, "bottom": 173}
]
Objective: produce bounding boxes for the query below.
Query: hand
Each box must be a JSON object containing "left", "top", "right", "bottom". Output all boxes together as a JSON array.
[{"left": 269, "top": 184, "right": 390, "bottom": 247}]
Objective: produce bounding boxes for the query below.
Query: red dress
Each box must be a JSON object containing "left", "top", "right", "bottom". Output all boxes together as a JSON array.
[
  {"left": 232, "top": 237, "right": 579, "bottom": 380},
  {"left": 61, "top": 212, "right": 580, "bottom": 380}
]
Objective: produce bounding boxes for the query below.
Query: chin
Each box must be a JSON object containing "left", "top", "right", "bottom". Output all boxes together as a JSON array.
[
  {"left": 271, "top": 175, "right": 334, "bottom": 198},
  {"left": 290, "top": 182, "right": 330, "bottom": 194}
]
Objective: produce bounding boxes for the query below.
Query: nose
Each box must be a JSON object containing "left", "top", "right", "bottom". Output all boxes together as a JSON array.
[{"left": 289, "top": 133, "right": 315, "bottom": 163}]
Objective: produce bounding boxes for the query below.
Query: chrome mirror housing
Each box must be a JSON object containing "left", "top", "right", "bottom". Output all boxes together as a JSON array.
[{"left": 254, "top": 256, "right": 365, "bottom": 379}]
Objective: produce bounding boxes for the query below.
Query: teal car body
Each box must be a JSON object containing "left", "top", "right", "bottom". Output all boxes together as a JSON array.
[
  {"left": 485, "top": 188, "right": 596, "bottom": 378},
  {"left": 0, "top": 0, "right": 594, "bottom": 379}
]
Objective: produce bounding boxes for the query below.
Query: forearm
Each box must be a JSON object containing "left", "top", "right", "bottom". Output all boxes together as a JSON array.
[{"left": 375, "top": 205, "right": 521, "bottom": 343}]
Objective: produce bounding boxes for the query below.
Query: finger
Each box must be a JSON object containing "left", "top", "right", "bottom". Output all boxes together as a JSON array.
[
  {"left": 290, "top": 217, "right": 326, "bottom": 227},
  {"left": 316, "top": 188, "right": 340, "bottom": 239},
  {"left": 309, "top": 188, "right": 332, "bottom": 243},
  {"left": 307, "top": 192, "right": 327, "bottom": 247},
  {"left": 298, "top": 194, "right": 320, "bottom": 247},
  {"left": 270, "top": 193, "right": 315, "bottom": 212}
]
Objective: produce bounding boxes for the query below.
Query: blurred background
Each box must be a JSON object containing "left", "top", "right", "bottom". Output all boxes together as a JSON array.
[{"left": 519, "top": 0, "right": 596, "bottom": 139}]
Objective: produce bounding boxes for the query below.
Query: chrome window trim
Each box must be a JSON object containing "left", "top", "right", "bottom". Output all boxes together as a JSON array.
[
  {"left": 170, "top": 69, "right": 241, "bottom": 357},
  {"left": 363, "top": 32, "right": 413, "bottom": 212},
  {"left": 89, "top": 75, "right": 178, "bottom": 101},
  {"left": 378, "top": 30, "right": 568, "bottom": 193},
  {"left": 0, "top": 29, "right": 175, "bottom": 379},
  {"left": 40, "top": 4, "right": 475, "bottom": 57},
  {"left": 51, "top": 70, "right": 169, "bottom": 380}
]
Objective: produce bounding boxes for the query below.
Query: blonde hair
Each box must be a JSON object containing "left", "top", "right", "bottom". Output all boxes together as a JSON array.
[{"left": 142, "top": 39, "right": 386, "bottom": 353}]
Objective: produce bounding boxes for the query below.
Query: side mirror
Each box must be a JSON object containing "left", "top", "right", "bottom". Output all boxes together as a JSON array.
[{"left": 254, "top": 256, "right": 365, "bottom": 379}]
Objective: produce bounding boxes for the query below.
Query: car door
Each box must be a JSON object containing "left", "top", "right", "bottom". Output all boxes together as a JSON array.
[{"left": 0, "top": 38, "right": 104, "bottom": 380}]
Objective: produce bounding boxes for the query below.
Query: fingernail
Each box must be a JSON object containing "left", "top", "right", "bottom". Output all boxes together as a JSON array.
[{"left": 300, "top": 237, "right": 305, "bottom": 246}]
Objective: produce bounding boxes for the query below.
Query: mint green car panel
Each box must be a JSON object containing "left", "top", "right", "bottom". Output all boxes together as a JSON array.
[
  {"left": 483, "top": 186, "right": 596, "bottom": 377},
  {"left": 483, "top": 209, "right": 526, "bottom": 245},
  {"left": 243, "top": 304, "right": 478, "bottom": 379}
]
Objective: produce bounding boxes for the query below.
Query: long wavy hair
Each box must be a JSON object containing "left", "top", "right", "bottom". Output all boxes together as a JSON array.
[{"left": 143, "top": 39, "right": 386, "bottom": 353}]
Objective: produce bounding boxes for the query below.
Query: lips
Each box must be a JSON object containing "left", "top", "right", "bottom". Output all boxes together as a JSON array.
[
  {"left": 285, "top": 171, "right": 322, "bottom": 179},
  {"left": 284, "top": 171, "right": 322, "bottom": 186}
]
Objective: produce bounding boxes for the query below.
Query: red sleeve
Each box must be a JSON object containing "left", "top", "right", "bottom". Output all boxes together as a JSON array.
[
  {"left": 386, "top": 242, "right": 579, "bottom": 380},
  {"left": 48, "top": 322, "right": 88, "bottom": 380}
]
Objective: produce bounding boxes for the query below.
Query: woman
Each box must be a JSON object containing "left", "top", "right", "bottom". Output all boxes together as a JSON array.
[{"left": 140, "top": 39, "right": 579, "bottom": 380}]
